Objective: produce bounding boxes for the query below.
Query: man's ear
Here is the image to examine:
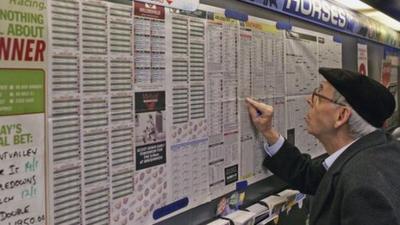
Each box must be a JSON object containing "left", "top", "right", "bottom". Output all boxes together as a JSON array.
[{"left": 334, "top": 107, "right": 352, "bottom": 128}]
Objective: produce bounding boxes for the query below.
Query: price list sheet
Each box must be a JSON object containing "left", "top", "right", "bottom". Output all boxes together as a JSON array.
[
  {"left": 112, "top": 3, "right": 168, "bottom": 225},
  {"left": 318, "top": 34, "right": 342, "bottom": 69},
  {"left": 238, "top": 18, "right": 286, "bottom": 184},
  {"left": 133, "top": 2, "right": 167, "bottom": 90},
  {"left": 48, "top": 1, "right": 134, "bottom": 225},
  {"left": 166, "top": 8, "right": 210, "bottom": 212},
  {"left": 204, "top": 8, "right": 241, "bottom": 198},
  {"left": 285, "top": 28, "right": 319, "bottom": 96}
]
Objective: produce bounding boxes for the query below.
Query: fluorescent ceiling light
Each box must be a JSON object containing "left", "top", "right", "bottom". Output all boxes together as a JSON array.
[
  {"left": 332, "top": 0, "right": 372, "bottom": 10},
  {"left": 332, "top": 0, "right": 400, "bottom": 31},
  {"left": 363, "top": 11, "right": 400, "bottom": 31}
]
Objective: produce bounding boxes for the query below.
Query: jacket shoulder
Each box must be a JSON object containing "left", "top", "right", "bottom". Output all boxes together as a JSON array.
[{"left": 339, "top": 139, "right": 400, "bottom": 191}]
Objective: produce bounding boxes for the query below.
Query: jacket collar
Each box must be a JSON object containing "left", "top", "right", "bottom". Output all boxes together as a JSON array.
[{"left": 328, "top": 129, "right": 387, "bottom": 176}]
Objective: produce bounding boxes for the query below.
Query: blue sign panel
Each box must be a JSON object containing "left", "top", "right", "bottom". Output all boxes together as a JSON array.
[{"left": 240, "top": 0, "right": 400, "bottom": 48}]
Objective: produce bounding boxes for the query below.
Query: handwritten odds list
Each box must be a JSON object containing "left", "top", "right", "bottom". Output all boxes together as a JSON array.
[{"left": 0, "top": 115, "right": 45, "bottom": 225}]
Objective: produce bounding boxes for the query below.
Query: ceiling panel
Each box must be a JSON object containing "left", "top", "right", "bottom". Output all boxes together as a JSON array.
[{"left": 362, "top": 0, "right": 400, "bottom": 21}]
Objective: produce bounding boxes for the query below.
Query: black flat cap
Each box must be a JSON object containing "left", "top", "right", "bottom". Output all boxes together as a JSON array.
[{"left": 319, "top": 67, "right": 395, "bottom": 128}]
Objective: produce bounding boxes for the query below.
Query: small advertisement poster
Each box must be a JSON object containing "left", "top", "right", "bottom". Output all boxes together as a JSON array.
[
  {"left": 135, "top": 91, "right": 166, "bottom": 170},
  {"left": 357, "top": 43, "right": 368, "bottom": 76},
  {"left": 0, "top": 0, "right": 47, "bottom": 224},
  {"left": 381, "top": 60, "right": 392, "bottom": 87}
]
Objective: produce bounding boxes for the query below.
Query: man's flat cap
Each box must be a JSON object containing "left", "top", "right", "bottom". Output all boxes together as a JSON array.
[{"left": 319, "top": 67, "right": 395, "bottom": 128}]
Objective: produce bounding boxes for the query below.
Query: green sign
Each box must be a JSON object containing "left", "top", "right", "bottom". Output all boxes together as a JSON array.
[{"left": 0, "top": 69, "right": 45, "bottom": 116}]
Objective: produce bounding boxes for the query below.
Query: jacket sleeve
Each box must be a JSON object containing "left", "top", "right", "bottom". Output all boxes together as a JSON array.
[
  {"left": 341, "top": 185, "right": 399, "bottom": 225},
  {"left": 263, "top": 140, "right": 327, "bottom": 195}
]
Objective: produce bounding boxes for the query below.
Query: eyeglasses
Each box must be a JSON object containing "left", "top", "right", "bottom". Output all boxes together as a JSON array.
[{"left": 311, "top": 88, "right": 346, "bottom": 106}]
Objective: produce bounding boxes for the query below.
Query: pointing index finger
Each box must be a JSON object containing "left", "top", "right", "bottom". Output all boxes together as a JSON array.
[{"left": 246, "top": 97, "right": 262, "bottom": 109}]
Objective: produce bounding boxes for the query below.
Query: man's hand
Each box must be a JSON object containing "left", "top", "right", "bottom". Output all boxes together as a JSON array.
[{"left": 246, "top": 97, "right": 280, "bottom": 145}]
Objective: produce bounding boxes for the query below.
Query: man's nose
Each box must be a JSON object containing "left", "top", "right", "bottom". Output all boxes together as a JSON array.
[{"left": 306, "top": 95, "right": 312, "bottom": 106}]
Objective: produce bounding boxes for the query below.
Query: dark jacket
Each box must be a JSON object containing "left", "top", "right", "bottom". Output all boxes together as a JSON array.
[{"left": 263, "top": 130, "right": 400, "bottom": 225}]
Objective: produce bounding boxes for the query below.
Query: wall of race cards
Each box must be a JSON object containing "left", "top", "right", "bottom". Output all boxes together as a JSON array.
[{"left": 0, "top": 0, "right": 398, "bottom": 225}]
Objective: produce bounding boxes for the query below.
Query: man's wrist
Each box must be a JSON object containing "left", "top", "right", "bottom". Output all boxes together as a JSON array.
[{"left": 262, "top": 129, "right": 280, "bottom": 146}]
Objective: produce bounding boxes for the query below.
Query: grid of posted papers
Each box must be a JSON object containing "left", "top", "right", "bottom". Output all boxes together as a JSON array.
[{"left": 44, "top": 1, "right": 342, "bottom": 225}]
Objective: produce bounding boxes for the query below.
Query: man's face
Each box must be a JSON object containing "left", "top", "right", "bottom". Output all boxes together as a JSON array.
[{"left": 305, "top": 81, "right": 341, "bottom": 138}]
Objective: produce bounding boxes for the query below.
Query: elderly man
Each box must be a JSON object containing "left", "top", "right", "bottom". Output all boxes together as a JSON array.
[{"left": 246, "top": 68, "right": 400, "bottom": 225}]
